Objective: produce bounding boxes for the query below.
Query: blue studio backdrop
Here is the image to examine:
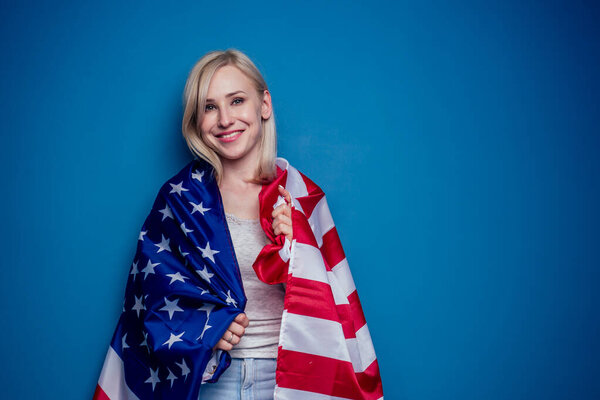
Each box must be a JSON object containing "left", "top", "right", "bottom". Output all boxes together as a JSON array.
[{"left": 1, "top": 1, "right": 599, "bottom": 399}]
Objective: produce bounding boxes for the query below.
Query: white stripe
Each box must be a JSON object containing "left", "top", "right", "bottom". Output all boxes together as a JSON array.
[
  {"left": 281, "top": 312, "right": 350, "bottom": 362},
  {"left": 278, "top": 237, "right": 292, "bottom": 263},
  {"left": 275, "top": 386, "right": 352, "bottom": 400},
  {"left": 97, "top": 346, "right": 140, "bottom": 400},
  {"left": 307, "top": 196, "right": 334, "bottom": 247},
  {"left": 329, "top": 259, "right": 356, "bottom": 300},
  {"left": 290, "top": 242, "right": 328, "bottom": 283},
  {"left": 284, "top": 163, "right": 309, "bottom": 199},
  {"left": 346, "top": 324, "right": 377, "bottom": 372}
]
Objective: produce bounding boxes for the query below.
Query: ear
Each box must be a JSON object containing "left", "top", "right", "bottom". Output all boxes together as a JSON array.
[{"left": 261, "top": 89, "right": 273, "bottom": 120}]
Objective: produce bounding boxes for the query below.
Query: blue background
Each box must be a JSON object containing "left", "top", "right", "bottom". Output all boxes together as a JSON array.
[{"left": 1, "top": 0, "right": 599, "bottom": 399}]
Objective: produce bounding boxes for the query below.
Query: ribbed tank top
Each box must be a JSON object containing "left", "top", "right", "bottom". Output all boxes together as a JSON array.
[{"left": 225, "top": 212, "right": 285, "bottom": 358}]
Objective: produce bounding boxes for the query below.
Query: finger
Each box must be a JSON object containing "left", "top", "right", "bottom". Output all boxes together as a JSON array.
[
  {"left": 274, "top": 224, "right": 292, "bottom": 239},
  {"left": 227, "top": 322, "right": 246, "bottom": 337},
  {"left": 234, "top": 313, "right": 249, "bottom": 327},
  {"left": 273, "top": 214, "right": 292, "bottom": 227},
  {"left": 278, "top": 185, "right": 293, "bottom": 206},
  {"left": 215, "top": 339, "right": 233, "bottom": 351},
  {"left": 272, "top": 204, "right": 291, "bottom": 219},
  {"left": 221, "top": 330, "right": 241, "bottom": 345}
]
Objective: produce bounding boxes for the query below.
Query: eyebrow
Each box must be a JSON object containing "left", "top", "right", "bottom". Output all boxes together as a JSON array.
[{"left": 206, "top": 90, "right": 246, "bottom": 102}]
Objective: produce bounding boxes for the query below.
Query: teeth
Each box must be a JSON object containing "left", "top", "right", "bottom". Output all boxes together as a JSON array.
[{"left": 220, "top": 131, "right": 241, "bottom": 139}]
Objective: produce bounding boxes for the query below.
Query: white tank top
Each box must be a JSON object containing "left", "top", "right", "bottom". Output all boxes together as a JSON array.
[{"left": 225, "top": 212, "right": 285, "bottom": 358}]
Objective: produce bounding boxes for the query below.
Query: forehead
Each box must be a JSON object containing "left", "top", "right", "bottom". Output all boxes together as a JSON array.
[{"left": 207, "top": 65, "right": 255, "bottom": 96}]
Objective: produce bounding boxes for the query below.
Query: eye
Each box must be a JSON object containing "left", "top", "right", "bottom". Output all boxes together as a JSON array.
[
  {"left": 232, "top": 97, "right": 244, "bottom": 105},
  {"left": 204, "top": 103, "right": 216, "bottom": 112}
]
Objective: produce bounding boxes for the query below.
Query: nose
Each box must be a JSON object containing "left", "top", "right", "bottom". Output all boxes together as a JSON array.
[{"left": 218, "top": 106, "right": 233, "bottom": 128}]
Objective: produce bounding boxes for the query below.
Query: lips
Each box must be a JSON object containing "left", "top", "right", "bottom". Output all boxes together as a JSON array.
[{"left": 216, "top": 129, "right": 244, "bottom": 142}]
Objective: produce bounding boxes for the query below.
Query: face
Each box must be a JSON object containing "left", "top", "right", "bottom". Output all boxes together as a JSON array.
[{"left": 200, "top": 65, "right": 272, "bottom": 166}]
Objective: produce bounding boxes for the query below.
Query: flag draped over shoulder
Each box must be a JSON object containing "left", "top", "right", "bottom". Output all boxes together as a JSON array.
[{"left": 94, "top": 157, "right": 383, "bottom": 400}]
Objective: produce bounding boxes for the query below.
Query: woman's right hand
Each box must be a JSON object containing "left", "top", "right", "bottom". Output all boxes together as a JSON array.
[{"left": 214, "top": 313, "right": 249, "bottom": 351}]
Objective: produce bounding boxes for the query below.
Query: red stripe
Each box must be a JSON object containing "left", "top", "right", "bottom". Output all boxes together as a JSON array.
[
  {"left": 320, "top": 227, "right": 346, "bottom": 270},
  {"left": 92, "top": 384, "right": 110, "bottom": 400},
  {"left": 277, "top": 349, "right": 383, "bottom": 400},
  {"left": 295, "top": 171, "right": 324, "bottom": 219},
  {"left": 348, "top": 290, "right": 367, "bottom": 330},
  {"left": 357, "top": 359, "right": 385, "bottom": 399},
  {"left": 291, "top": 209, "right": 319, "bottom": 247},
  {"left": 286, "top": 277, "right": 356, "bottom": 338},
  {"left": 285, "top": 277, "right": 370, "bottom": 338}
]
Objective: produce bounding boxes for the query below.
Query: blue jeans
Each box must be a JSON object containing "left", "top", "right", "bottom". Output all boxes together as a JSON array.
[{"left": 198, "top": 358, "right": 276, "bottom": 400}]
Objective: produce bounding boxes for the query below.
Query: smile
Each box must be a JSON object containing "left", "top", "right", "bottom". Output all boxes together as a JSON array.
[{"left": 217, "top": 130, "right": 243, "bottom": 142}]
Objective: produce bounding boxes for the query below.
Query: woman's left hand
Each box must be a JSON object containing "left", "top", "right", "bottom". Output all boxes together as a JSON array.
[{"left": 272, "top": 185, "right": 293, "bottom": 242}]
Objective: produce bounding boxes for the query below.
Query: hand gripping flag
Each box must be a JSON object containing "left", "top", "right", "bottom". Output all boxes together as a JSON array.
[{"left": 94, "top": 157, "right": 383, "bottom": 400}]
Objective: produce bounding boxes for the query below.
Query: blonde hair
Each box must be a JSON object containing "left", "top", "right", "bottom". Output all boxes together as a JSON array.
[{"left": 182, "top": 49, "right": 277, "bottom": 184}]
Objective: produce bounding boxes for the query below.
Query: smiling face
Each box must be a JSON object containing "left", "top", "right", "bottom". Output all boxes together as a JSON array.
[{"left": 200, "top": 65, "right": 272, "bottom": 168}]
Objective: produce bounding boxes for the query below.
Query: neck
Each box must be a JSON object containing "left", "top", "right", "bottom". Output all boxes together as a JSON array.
[{"left": 220, "top": 157, "right": 259, "bottom": 188}]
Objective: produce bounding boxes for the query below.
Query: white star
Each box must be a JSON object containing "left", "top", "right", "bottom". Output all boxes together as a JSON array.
[
  {"left": 138, "top": 230, "right": 147, "bottom": 241},
  {"left": 145, "top": 367, "right": 160, "bottom": 391},
  {"left": 169, "top": 181, "right": 189, "bottom": 196},
  {"left": 199, "top": 242, "right": 219, "bottom": 263},
  {"left": 176, "top": 359, "right": 190, "bottom": 381},
  {"left": 132, "top": 295, "right": 146, "bottom": 317},
  {"left": 122, "top": 333, "right": 130, "bottom": 350},
  {"left": 158, "top": 205, "right": 174, "bottom": 221},
  {"left": 140, "top": 331, "right": 150, "bottom": 353},
  {"left": 197, "top": 321, "right": 212, "bottom": 340},
  {"left": 142, "top": 260, "right": 160, "bottom": 280},
  {"left": 159, "top": 297, "right": 184, "bottom": 320},
  {"left": 163, "top": 331, "right": 185, "bottom": 349},
  {"left": 166, "top": 271, "right": 188, "bottom": 285},
  {"left": 223, "top": 290, "right": 238, "bottom": 307},
  {"left": 192, "top": 169, "right": 204, "bottom": 182},
  {"left": 154, "top": 234, "right": 171, "bottom": 253},
  {"left": 167, "top": 367, "right": 178, "bottom": 388},
  {"left": 190, "top": 201, "right": 211, "bottom": 215},
  {"left": 198, "top": 303, "right": 215, "bottom": 318},
  {"left": 180, "top": 222, "right": 193, "bottom": 236},
  {"left": 178, "top": 246, "right": 189, "bottom": 257},
  {"left": 196, "top": 265, "right": 214, "bottom": 283},
  {"left": 130, "top": 260, "right": 139, "bottom": 280},
  {"left": 200, "top": 288, "right": 209, "bottom": 295}
]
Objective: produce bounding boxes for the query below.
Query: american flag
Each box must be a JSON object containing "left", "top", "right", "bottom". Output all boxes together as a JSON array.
[{"left": 94, "top": 158, "right": 383, "bottom": 400}]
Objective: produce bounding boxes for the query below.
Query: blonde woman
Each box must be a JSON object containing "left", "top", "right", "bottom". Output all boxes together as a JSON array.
[{"left": 94, "top": 49, "right": 383, "bottom": 400}]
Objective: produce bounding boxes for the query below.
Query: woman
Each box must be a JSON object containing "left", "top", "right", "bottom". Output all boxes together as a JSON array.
[
  {"left": 186, "top": 51, "right": 292, "bottom": 398},
  {"left": 94, "top": 49, "right": 383, "bottom": 400}
]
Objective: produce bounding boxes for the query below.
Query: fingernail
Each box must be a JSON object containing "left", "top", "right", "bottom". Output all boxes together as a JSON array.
[{"left": 278, "top": 184, "right": 283, "bottom": 189}]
